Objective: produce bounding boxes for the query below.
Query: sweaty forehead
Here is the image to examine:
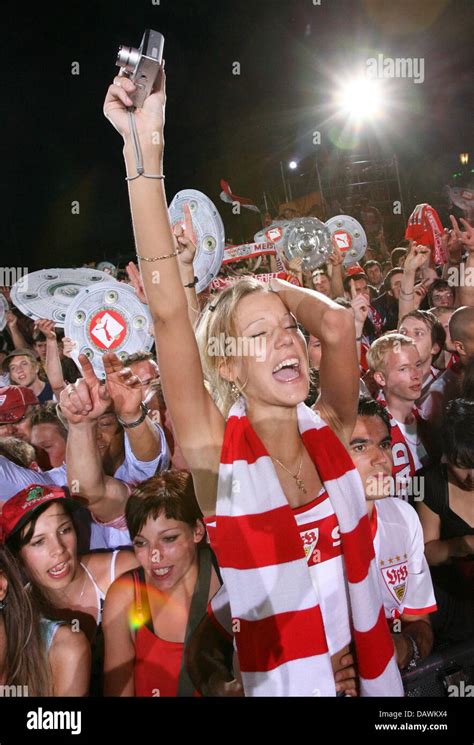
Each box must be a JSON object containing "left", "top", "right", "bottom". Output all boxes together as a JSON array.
[{"left": 235, "top": 291, "right": 290, "bottom": 329}]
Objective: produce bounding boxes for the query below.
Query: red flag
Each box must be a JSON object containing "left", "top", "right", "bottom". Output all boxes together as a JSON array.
[{"left": 219, "top": 179, "right": 260, "bottom": 212}]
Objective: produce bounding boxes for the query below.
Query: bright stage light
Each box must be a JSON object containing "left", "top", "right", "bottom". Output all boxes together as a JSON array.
[
  {"left": 335, "top": 77, "right": 385, "bottom": 122},
  {"left": 289, "top": 160, "right": 298, "bottom": 170}
]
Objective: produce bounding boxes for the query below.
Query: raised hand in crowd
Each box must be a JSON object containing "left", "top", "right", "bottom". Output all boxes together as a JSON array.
[
  {"left": 126, "top": 261, "right": 147, "bottom": 305},
  {"left": 61, "top": 336, "right": 78, "bottom": 358},
  {"left": 450, "top": 215, "right": 474, "bottom": 307},
  {"left": 59, "top": 354, "right": 111, "bottom": 424},
  {"left": 59, "top": 357, "right": 126, "bottom": 522},
  {"left": 34, "top": 318, "right": 66, "bottom": 398},
  {"left": 102, "top": 353, "right": 143, "bottom": 422},
  {"left": 173, "top": 203, "right": 201, "bottom": 324},
  {"left": 450, "top": 214, "right": 474, "bottom": 251},
  {"left": 441, "top": 226, "right": 463, "bottom": 265},
  {"left": 5, "top": 309, "right": 28, "bottom": 349},
  {"left": 398, "top": 243, "right": 431, "bottom": 319},
  {"left": 350, "top": 279, "right": 369, "bottom": 364},
  {"left": 327, "top": 244, "right": 345, "bottom": 297},
  {"left": 287, "top": 256, "right": 304, "bottom": 284}
]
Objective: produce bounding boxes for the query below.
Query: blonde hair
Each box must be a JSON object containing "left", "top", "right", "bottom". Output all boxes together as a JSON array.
[
  {"left": 195, "top": 278, "right": 268, "bottom": 416},
  {"left": 366, "top": 333, "right": 416, "bottom": 374}
]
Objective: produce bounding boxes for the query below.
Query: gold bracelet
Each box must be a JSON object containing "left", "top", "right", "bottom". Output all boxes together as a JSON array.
[{"left": 137, "top": 247, "right": 183, "bottom": 262}]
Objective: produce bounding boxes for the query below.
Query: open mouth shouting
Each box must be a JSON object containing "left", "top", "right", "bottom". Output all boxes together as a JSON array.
[{"left": 272, "top": 357, "right": 302, "bottom": 383}]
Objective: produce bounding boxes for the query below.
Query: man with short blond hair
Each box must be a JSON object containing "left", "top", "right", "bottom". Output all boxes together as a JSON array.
[{"left": 367, "top": 333, "right": 432, "bottom": 493}]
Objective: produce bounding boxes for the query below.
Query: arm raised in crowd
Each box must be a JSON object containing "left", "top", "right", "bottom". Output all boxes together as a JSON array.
[
  {"left": 398, "top": 243, "right": 431, "bottom": 320},
  {"left": 349, "top": 283, "right": 369, "bottom": 366},
  {"left": 451, "top": 216, "right": 474, "bottom": 308},
  {"left": 126, "top": 203, "right": 201, "bottom": 329},
  {"left": 60, "top": 355, "right": 129, "bottom": 523},
  {"left": 269, "top": 277, "right": 359, "bottom": 441},
  {"left": 34, "top": 319, "right": 66, "bottom": 399},
  {"left": 103, "top": 68, "right": 225, "bottom": 488},
  {"left": 327, "top": 245, "right": 345, "bottom": 298},
  {"left": 5, "top": 311, "right": 28, "bottom": 349},
  {"left": 102, "top": 353, "right": 162, "bottom": 463}
]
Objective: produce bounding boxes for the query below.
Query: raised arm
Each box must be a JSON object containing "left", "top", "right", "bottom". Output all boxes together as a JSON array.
[
  {"left": 5, "top": 311, "right": 28, "bottom": 349},
  {"left": 103, "top": 68, "right": 224, "bottom": 478},
  {"left": 35, "top": 319, "right": 66, "bottom": 399},
  {"left": 451, "top": 216, "right": 474, "bottom": 308},
  {"left": 60, "top": 355, "right": 129, "bottom": 523},
  {"left": 398, "top": 243, "right": 431, "bottom": 320},
  {"left": 327, "top": 245, "right": 345, "bottom": 298},
  {"left": 270, "top": 278, "right": 359, "bottom": 440},
  {"left": 102, "top": 353, "right": 163, "bottom": 464},
  {"left": 125, "top": 201, "right": 201, "bottom": 329}
]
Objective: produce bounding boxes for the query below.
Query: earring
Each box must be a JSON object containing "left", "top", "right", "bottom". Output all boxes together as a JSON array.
[
  {"left": 0, "top": 599, "right": 5, "bottom": 611},
  {"left": 230, "top": 383, "right": 239, "bottom": 400}
]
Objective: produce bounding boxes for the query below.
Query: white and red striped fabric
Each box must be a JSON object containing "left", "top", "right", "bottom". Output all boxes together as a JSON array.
[{"left": 211, "top": 397, "right": 403, "bottom": 697}]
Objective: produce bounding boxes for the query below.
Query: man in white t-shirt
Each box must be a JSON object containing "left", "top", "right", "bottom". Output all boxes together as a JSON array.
[
  {"left": 348, "top": 397, "right": 436, "bottom": 670},
  {"left": 367, "top": 333, "right": 432, "bottom": 494}
]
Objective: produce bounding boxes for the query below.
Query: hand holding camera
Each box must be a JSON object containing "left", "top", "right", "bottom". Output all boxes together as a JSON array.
[{"left": 103, "top": 29, "right": 166, "bottom": 144}]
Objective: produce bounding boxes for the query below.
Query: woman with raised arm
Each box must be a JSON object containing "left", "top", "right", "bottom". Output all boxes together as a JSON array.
[{"left": 103, "top": 68, "right": 403, "bottom": 697}]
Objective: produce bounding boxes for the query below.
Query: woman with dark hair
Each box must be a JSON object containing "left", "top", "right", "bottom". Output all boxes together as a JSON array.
[
  {"left": 0, "top": 545, "right": 90, "bottom": 695},
  {"left": 417, "top": 398, "right": 474, "bottom": 642},
  {"left": 102, "top": 471, "right": 221, "bottom": 697},
  {"left": 3, "top": 484, "right": 137, "bottom": 692}
]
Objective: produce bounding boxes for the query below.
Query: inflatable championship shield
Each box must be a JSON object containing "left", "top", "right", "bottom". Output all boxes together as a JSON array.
[
  {"left": 168, "top": 189, "right": 225, "bottom": 293},
  {"left": 325, "top": 215, "right": 368, "bottom": 266},
  {"left": 64, "top": 282, "right": 154, "bottom": 380},
  {"left": 10, "top": 268, "right": 116, "bottom": 327}
]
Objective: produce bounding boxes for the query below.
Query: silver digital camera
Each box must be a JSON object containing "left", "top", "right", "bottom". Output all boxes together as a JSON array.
[{"left": 116, "top": 29, "right": 165, "bottom": 109}]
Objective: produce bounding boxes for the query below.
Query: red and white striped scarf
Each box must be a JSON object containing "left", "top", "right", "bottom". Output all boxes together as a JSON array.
[{"left": 212, "top": 398, "right": 403, "bottom": 697}]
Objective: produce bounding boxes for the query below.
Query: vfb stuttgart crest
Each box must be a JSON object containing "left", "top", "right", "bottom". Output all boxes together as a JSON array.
[
  {"left": 88, "top": 309, "right": 127, "bottom": 350},
  {"left": 381, "top": 561, "right": 408, "bottom": 604},
  {"left": 300, "top": 527, "right": 319, "bottom": 566},
  {"left": 332, "top": 230, "right": 352, "bottom": 252}
]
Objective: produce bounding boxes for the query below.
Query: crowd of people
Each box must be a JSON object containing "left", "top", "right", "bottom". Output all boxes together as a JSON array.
[{"left": 0, "top": 68, "right": 472, "bottom": 698}]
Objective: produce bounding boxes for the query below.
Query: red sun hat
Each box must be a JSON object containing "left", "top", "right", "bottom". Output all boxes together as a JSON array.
[
  {"left": 0, "top": 484, "right": 79, "bottom": 543},
  {"left": 0, "top": 386, "right": 39, "bottom": 424}
]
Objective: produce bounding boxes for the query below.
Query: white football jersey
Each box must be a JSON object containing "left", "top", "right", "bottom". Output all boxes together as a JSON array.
[{"left": 370, "top": 497, "right": 437, "bottom": 620}]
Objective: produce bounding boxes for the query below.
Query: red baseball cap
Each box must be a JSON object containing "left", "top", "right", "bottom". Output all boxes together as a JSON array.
[
  {"left": 345, "top": 263, "right": 366, "bottom": 278},
  {"left": 0, "top": 484, "right": 79, "bottom": 543},
  {"left": 0, "top": 386, "right": 39, "bottom": 424}
]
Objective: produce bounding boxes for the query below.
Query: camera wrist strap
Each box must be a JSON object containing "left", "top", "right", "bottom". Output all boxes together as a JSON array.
[{"left": 125, "top": 109, "right": 165, "bottom": 181}]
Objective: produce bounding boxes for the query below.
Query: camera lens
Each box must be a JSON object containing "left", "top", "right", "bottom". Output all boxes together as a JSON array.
[{"left": 116, "top": 45, "right": 140, "bottom": 72}]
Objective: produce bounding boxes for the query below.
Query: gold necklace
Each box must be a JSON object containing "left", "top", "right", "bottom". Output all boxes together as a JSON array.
[{"left": 270, "top": 453, "right": 307, "bottom": 494}]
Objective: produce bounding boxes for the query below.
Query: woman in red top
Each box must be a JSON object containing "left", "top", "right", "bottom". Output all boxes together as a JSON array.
[{"left": 102, "top": 471, "right": 221, "bottom": 697}]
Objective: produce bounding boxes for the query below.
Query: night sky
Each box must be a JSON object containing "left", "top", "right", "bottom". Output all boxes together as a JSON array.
[{"left": 5, "top": 0, "right": 473, "bottom": 271}]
